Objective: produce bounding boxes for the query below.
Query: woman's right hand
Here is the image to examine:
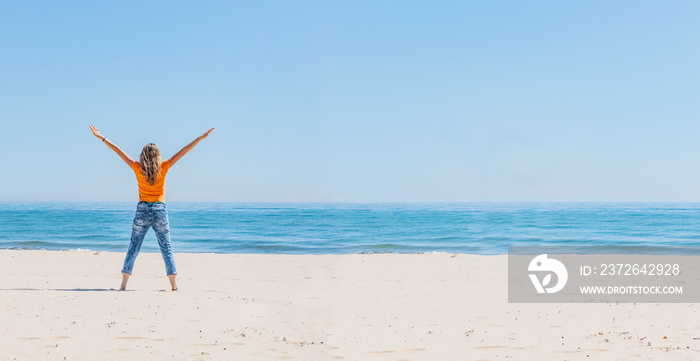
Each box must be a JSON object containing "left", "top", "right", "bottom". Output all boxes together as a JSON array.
[
  {"left": 89, "top": 124, "right": 104, "bottom": 140},
  {"left": 199, "top": 127, "right": 215, "bottom": 140}
]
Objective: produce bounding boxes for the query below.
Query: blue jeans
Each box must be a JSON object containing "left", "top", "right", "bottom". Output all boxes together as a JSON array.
[{"left": 121, "top": 203, "right": 177, "bottom": 276}]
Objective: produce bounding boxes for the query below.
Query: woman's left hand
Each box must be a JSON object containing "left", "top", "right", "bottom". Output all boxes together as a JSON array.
[{"left": 89, "top": 124, "right": 104, "bottom": 140}]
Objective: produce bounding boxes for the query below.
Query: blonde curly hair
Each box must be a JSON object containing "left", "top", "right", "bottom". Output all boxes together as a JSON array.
[{"left": 139, "top": 143, "right": 162, "bottom": 185}]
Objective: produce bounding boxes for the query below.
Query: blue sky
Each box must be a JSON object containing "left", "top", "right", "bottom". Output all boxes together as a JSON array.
[{"left": 1, "top": 1, "right": 699, "bottom": 202}]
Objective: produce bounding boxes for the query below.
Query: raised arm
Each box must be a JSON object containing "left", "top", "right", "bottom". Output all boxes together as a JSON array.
[
  {"left": 167, "top": 127, "right": 215, "bottom": 167},
  {"left": 89, "top": 125, "right": 136, "bottom": 167}
]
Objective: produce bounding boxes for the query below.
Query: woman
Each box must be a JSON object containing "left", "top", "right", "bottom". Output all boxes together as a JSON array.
[{"left": 89, "top": 125, "right": 214, "bottom": 291}]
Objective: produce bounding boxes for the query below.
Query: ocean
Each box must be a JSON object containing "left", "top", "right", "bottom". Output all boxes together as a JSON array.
[{"left": 1, "top": 202, "right": 699, "bottom": 255}]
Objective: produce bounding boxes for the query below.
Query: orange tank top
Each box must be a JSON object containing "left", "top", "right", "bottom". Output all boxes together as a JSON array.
[{"left": 132, "top": 160, "right": 170, "bottom": 203}]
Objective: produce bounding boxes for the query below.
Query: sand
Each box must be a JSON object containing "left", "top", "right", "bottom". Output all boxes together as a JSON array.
[{"left": 0, "top": 250, "right": 698, "bottom": 360}]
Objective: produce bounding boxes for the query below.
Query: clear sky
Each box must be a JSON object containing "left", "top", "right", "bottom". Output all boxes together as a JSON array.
[{"left": 1, "top": 1, "right": 699, "bottom": 202}]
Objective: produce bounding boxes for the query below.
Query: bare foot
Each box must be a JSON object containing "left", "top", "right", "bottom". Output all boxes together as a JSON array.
[
  {"left": 168, "top": 274, "right": 178, "bottom": 291},
  {"left": 120, "top": 273, "right": 130, "bottom": 291}
]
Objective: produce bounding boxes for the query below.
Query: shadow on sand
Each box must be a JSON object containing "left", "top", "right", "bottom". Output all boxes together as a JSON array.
[{"left": 1, "top": 288, "right": 123, "bottom": 292}]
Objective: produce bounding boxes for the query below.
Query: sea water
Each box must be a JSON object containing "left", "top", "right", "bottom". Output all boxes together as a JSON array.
[{"left": 1, "top": 202, "right": 699, "bottom": 254}]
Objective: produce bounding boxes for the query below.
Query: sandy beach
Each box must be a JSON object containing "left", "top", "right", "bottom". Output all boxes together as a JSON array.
[{"left": 0, "top": 250, "right": 698, "bottom": 360}]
